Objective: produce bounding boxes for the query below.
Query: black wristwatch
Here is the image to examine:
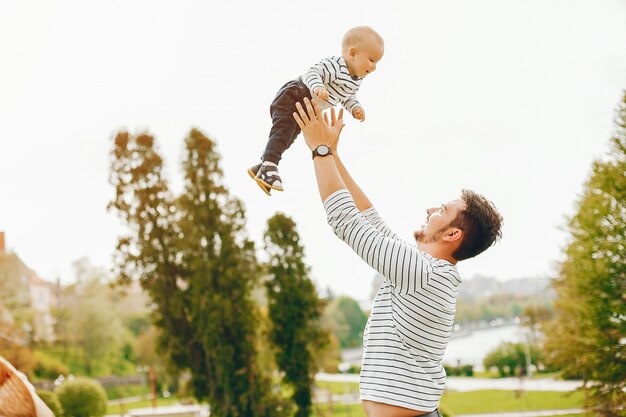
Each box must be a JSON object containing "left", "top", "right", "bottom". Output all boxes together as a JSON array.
[{"left": 312, "top": 145, "right": 332, "bottom": 160}]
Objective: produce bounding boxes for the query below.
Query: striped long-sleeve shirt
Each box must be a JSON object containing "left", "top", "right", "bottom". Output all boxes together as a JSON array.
[
  {"left": 324, "top": 189, "right": 462, "bottom": 412},
  {"left": 302, "top": 56, "right": 362, "bottom": 114}
]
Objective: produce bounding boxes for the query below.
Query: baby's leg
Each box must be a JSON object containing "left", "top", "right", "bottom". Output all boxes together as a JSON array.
[{"left": 262, "top": 79, "right": 311, "bottom": 164}]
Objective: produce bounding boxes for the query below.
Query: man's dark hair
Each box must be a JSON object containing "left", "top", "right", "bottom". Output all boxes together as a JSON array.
[{"left": 450, "top": 189, "right": 503, "bottom": 261}]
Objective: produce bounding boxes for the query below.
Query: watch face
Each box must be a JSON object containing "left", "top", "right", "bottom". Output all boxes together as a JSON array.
[{"left": 317, "top": 146, "right": 329, "bottom": 155}]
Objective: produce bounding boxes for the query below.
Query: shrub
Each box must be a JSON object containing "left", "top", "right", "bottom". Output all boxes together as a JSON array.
[
  {"left": 56, "top": 378, "right": 107, "bottom": 417},
  {"left": 483, "top": 342, "right": 540, "bottom": 377},
  {"left": 461, "top": 364, "right": 474, "bottom": 377},
  {"left": 34, "top": 353, "right": 70, "bottom": 380},
  {"left": 37, "top": 390, "right": 63, "bottom": 417},
  {"left": 347, "top": 365, "right": 361, "bottom": 374},
  {"left": 443, "top": 364, "right": 474, "bottom": 377}
]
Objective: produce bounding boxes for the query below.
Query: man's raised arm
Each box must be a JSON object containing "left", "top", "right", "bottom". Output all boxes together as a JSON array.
[
  {"left": 332, "top": 154, "right": 372, "bottom": 212},
  {"left": 293, "top": 99, "right": 373, "bottom": 210},
  {"left": 293, "top": 99, "right": 346, "bottom": 201}
]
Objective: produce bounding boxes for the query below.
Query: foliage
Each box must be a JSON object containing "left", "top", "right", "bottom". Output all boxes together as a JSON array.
[
  {"left": 316, "top": 330, "right": 342, "bottom": 373},
  {"left": 323, "top": 297, "right": 368, "bottom": 349},
  {"left": 0, "top": 328, "right": 35, "bottom": 376},
  {"left": 264, "top": 213, "right": 328, "bottom": 417},
  {"left": 109, "top": 130, "right": 285, "bottom": 416},
  {"left": 56, "top": 377, "right": 107, "bottom": 417},
  {"left": 542, "top": 93, "right": 626, "bottom": 416},
  {"left": 483, "top": 342, "right": 541, "bottom": 377},
  {"left": 104, "top": 383, "right": 147, "bottom": 400},
  {"left": 521, "top": 304, "right": 554, "bottom": 329},
  {"left": 443, "top": 364, "right": 474, "bottom": 377},
  {"left": 62, "top": 259, "right": 129, "bottom": 376},
  {"left": 36, "top": 390, "right": 63, "bottom": 417},
  {"left": 34, "top": 351, "right": 69, "bottom": 380}
]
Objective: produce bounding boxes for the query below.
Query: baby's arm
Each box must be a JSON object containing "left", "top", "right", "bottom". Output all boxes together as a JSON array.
[
  {"left": 303, "top": 57, "right": 340, "bottom": 101},
  {"left": 342, "top": 95, "right": 365, "bottom": 121}
]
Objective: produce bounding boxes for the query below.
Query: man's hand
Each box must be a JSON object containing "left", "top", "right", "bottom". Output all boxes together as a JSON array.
[
  {"left": 352, "top": 106, "right": 365, "bottom": 122},
  {"left": 293, "top": 98, "right": 344, "bottom": 151},
  {"left": 323, "top": 107, "right": 344, "bottom": 153},
  {"left": 313, "top": 86, "right": 330, "bottom": 101}
]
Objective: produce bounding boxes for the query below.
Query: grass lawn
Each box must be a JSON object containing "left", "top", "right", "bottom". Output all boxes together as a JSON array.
[
  {"left": 105, "top": 389, "right": 585, "bottom": 417},
  {"left": 313, "top": 403, "right": 366, "bottom": 417},
  {"left": 313, "top": 384, "right": 584, "bottom": 416},
  {"left": 440, "top": 390, "right": 585, "bottom": 415},
  {"left": 315, "top": 381, "right": 359, "bottom": 395},
  {"left": 35, "top": 345, "right": 136, "bottom": 377},
  {"left": 105, "top": 384, "right": 148, "bottom": 400}
]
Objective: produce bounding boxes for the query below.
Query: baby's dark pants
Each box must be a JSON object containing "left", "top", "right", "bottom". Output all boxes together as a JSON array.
[{"left": 261, "top": 78, "right": 312, "bottom": 164}]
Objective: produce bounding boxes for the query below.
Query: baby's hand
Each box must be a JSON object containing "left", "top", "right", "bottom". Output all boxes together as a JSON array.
[
  {"left": 352, "top": 106, "right": 365, "bottom": 122},
  {"left": 313, "top": 87, "right": 330, "bottom": 101}
]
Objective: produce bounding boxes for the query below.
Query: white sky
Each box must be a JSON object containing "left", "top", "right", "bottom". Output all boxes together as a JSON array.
[{"left": 1, "top": 1, "right": 625, "bottom": 300}]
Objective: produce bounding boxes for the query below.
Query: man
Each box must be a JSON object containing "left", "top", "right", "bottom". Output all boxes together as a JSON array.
[{"left": 293, "top": 99, "right": 503, "bottom": 417}]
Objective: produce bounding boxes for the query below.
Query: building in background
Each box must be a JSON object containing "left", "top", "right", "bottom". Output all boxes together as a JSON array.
[{"left": 0, "top": 232, "right": 59, "bottom": 343}]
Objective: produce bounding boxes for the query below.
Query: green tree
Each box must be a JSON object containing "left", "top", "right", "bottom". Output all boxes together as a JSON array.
[
  {"left": 324, "top": 297, "right": 368, "bottom": 348},
  {"left": 483, "top": 342, "right": 540, "bottom": 377},
  {"left": 264, "top": 213, "right": 328, "bottom": 417},
  {"left": 109, "top": 130, "right": 284, "bottom": 417},
  {"left": 65, "top": 259, "right": 128, "bottom": 376},
  {"left": 543, "top": 93, "right": 626, "bottom": 416}
]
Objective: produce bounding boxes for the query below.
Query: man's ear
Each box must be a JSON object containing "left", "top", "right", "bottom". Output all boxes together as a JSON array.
[
  {"left": 443, "top": 228, "right": 463, "bottom": 243},
  {"left": 349, "top": 47, "right": 356, "bottom": 57}
]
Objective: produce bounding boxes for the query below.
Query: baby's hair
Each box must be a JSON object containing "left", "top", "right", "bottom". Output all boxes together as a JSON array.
[{"left": 342, "top": 26, "right": 384, "bottom": 53}]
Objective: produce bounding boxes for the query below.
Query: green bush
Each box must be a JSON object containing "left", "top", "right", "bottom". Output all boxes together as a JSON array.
[
  {"left": 483, "top": 342, "right": 540, "bottom": 377},
  {"left": 444, "top": 364, "right": 474, "bottom": 377},
  {"left": 56, "top": 378, "right": 107, "bottom": 417},
  {"left": 347, "top": 365, "right": 361, "bottom": 374},
  {"left": 37, "top": 390, "right": 63, "bottom": 417},
  {"left": 461, "top": 364, "right": 474, "bottom": 377},
  {"left": 34, "top": 353, "right": 70, "bottom": 380}
]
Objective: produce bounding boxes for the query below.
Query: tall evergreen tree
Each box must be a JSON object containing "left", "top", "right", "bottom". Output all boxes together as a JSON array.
[
  {"left": 109, "top": 130, "right": 285, "bottom": 417},
  {"left": 543, "top": 93, "right": 626, "bottom": 416},
  {"left": 264, "top": 213, "right": 327, "bottom": 417}
]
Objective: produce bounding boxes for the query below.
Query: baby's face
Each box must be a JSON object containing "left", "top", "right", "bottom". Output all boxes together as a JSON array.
[{"left": 346, "top": 38, "right": 384, "bottom": 79}]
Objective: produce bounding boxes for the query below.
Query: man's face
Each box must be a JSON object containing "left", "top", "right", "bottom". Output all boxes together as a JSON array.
[{"left": 414, "top": 198, "right": 465, "bottom": 244}]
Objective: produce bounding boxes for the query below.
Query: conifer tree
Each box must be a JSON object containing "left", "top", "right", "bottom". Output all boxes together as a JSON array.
[
  {"left": 110, "top": 130, "right": 285, "bottom": 417},
  {"left": 264, "top": 213, "right": 327, "bottom": 417},
  {"left": 543, "top": 93, "right": 626, "bottom": 416}
]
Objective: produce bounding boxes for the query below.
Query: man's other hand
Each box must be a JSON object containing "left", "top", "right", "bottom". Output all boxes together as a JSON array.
[{"left": 293, "top": 98, "right": 345, "bottom": 151}]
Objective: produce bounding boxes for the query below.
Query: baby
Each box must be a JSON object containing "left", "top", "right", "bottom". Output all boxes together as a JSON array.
[{"left": 248, "top": 26, "right": 384, "bottom": 195}]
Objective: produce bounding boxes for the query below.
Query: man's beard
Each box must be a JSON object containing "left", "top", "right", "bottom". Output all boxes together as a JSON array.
[{"left": 414, "top": 226, "right": 448, "bottom": 244}]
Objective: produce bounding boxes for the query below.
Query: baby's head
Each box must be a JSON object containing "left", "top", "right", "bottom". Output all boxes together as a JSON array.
[{"left": 342, "top": 26, "right": 384, "bottom": 79}]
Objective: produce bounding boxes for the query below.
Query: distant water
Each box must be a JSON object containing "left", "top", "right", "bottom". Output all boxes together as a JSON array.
[
  {"left": 342, "top": 324, "right": 525, "bottom": 370},
  {"left": 443, "top": 324, "right": 523, "bottom": 369}
]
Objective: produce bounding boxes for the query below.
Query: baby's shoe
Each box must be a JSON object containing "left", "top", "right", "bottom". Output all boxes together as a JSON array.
[{"left": 248, "top": 162, "right": 284, "bottom": 194}]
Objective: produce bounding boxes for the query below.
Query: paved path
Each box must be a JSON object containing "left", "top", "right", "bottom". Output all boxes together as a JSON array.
[
  {"left": 445, "top": 377, "right": 583, "bottom": 392},
  {"left": 454, "top": 409, "right": 584, "bottom": 417}
]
